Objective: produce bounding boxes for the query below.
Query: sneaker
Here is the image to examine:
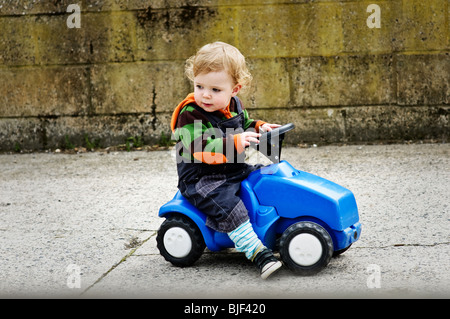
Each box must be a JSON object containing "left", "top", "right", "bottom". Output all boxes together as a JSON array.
[{"left": 253, "top": 248, "right": 283, "bottom": 279}]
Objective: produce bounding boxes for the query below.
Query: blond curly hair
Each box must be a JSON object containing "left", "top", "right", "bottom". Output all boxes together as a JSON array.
[{"left": 185, "top": 42, "right": 253, "bottom": 91}]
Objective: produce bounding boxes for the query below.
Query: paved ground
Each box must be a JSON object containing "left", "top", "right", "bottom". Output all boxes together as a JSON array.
[{"left": 0, "top": 143, "right": 448, "bottom": 298}]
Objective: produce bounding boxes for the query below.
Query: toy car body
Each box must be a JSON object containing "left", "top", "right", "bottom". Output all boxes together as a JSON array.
[{"left": 157, "top": 124, "right": 361, "bottom": 275}]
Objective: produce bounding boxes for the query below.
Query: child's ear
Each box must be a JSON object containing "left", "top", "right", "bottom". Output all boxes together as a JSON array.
[{"left": 231, "top": 84, "right": 242, "bottom": 97}]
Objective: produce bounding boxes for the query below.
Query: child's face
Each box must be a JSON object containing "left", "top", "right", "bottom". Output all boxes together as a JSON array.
[{"left": 193, "top": 70, "right": 241, "bottom": 113}]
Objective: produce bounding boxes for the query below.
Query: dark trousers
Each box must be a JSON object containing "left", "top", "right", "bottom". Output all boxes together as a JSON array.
[{"left": 180, "top": 164, "right": 260, "bottom": 233}]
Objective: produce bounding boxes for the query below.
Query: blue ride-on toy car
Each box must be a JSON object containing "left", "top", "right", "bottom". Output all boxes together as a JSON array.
[{"left": 157, "top": 123, "right": 361, "bottom": 275}]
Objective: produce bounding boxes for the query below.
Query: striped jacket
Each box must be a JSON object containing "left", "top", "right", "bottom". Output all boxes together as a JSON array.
[{"left": 171, "top": 93, "right": 265, "bottom": 182}]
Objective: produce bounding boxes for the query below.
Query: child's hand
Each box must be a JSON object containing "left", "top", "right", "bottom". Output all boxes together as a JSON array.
[
  {"left": 239, "top": 132, "right": 261, "bottom": 148},
  {"left": 260, "top": 123, "right": 281, "bottom": 133}
]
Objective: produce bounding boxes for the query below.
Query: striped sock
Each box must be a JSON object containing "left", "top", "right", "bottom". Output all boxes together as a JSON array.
[{"left": 227, "top": 220, "right": 264, "bottom": 260}]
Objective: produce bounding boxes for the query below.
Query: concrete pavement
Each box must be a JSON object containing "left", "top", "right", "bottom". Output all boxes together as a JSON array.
[{"left": 0, "top": 143, "right": 449, "bottom": 298}]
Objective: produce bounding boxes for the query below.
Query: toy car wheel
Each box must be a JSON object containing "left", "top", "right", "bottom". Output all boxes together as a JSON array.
[
  {"left": 333, "top": 244, "right": 352, "bottom": 257},
  {"left": 156, "top": 214, "right": 206, "bottom": 267},
  {"left": 279, "top": 222, "right": 333, "bottom": 275}
]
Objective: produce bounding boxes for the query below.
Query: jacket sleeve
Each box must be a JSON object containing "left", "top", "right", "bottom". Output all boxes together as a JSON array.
[
  {"left": 174, "top": 106, "right": 234, "bottom": 164},
  {"left": 236, "top": 99, "right": 266, "bottom": 132}
]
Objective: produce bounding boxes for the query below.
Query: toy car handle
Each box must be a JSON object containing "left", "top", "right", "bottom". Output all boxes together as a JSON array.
[
  {"left": 259, "top": 123, "right": 295, "bottom": 142},
  {"left": 250, "top": 123, "right": 295, "bottom": 163}
]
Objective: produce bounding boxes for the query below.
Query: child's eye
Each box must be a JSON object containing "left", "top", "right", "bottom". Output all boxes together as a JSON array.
[
  {"left": 196, "top": 85, "right": 203, "bottom": 89},
  {"left": 212, "top": 88, "right": 221, "bottom": 92}
]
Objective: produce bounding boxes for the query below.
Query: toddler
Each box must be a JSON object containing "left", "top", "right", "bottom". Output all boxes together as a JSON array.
[{"left": 170, "top": 42, "right": 282, "bottom": 279}]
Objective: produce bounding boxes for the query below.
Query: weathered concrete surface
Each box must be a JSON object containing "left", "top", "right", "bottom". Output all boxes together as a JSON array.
[
  {"left": 0, "top": 143, "right": 448, "bottom": 298},
  {"left": 0, "top": 0, "right": 448, "bottom": 151}
]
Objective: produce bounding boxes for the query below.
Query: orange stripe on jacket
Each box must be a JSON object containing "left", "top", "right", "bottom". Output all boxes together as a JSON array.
[
  {"left": 193, "top": 152, "right": 228, "bottom": 164},
  {"left": 170, "top": 93, "right": 196, "bottom": 132}
]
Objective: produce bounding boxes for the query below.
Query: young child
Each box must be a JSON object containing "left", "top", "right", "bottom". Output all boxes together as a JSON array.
[{"left": 170, "top": 42, "right": 282, "bottom": 279}]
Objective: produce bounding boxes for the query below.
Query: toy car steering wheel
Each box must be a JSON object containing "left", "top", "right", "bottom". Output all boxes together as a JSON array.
[
  {"left": 251, "top": 123, "right": 295, "bottom": 163},
  {"left": 259, "top": 123, "right": 295, "bottom": 142}
]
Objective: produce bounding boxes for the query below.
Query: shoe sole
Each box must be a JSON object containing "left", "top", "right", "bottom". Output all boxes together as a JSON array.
[{"left": 261, "top": 261, "right": 283, "bottom": 280}]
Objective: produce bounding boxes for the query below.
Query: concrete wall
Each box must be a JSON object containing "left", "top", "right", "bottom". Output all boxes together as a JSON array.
[{"left": 0, "top": 0, "right": 448, "bottom": 151}]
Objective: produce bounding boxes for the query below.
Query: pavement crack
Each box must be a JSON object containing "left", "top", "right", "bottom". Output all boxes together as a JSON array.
[
  {"left": 80, "top": 232, "right": 156, "bottom": 296},
  {"left": 391, "top": 242, "right": 450, "bottom": 247},
  {"left": 356, "top": 241, "right": 450, "bottom": 249}
]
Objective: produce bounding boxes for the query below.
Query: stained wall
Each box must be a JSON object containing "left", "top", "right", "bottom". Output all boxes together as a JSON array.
[{"left": 0, "top": 0, "right": 448, "bottom": 151}]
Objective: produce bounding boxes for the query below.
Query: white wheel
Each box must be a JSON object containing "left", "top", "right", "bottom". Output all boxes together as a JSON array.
[
  {"left": 163, "top": 227, "right": 192, "bottom": 258},
  {"left": 280, "top": 221, "right": 333, "bottom": 275},
  {"left": 157, "top": 215, "right": 205, "bottom": 267},
  {"left": 288, "top": 233, "right": 323, "bottom": 266}
]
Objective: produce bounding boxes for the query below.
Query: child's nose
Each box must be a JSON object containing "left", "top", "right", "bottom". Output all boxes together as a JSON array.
[{"left": 203, "top": 91, "right": 212, "bottom": 99}]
